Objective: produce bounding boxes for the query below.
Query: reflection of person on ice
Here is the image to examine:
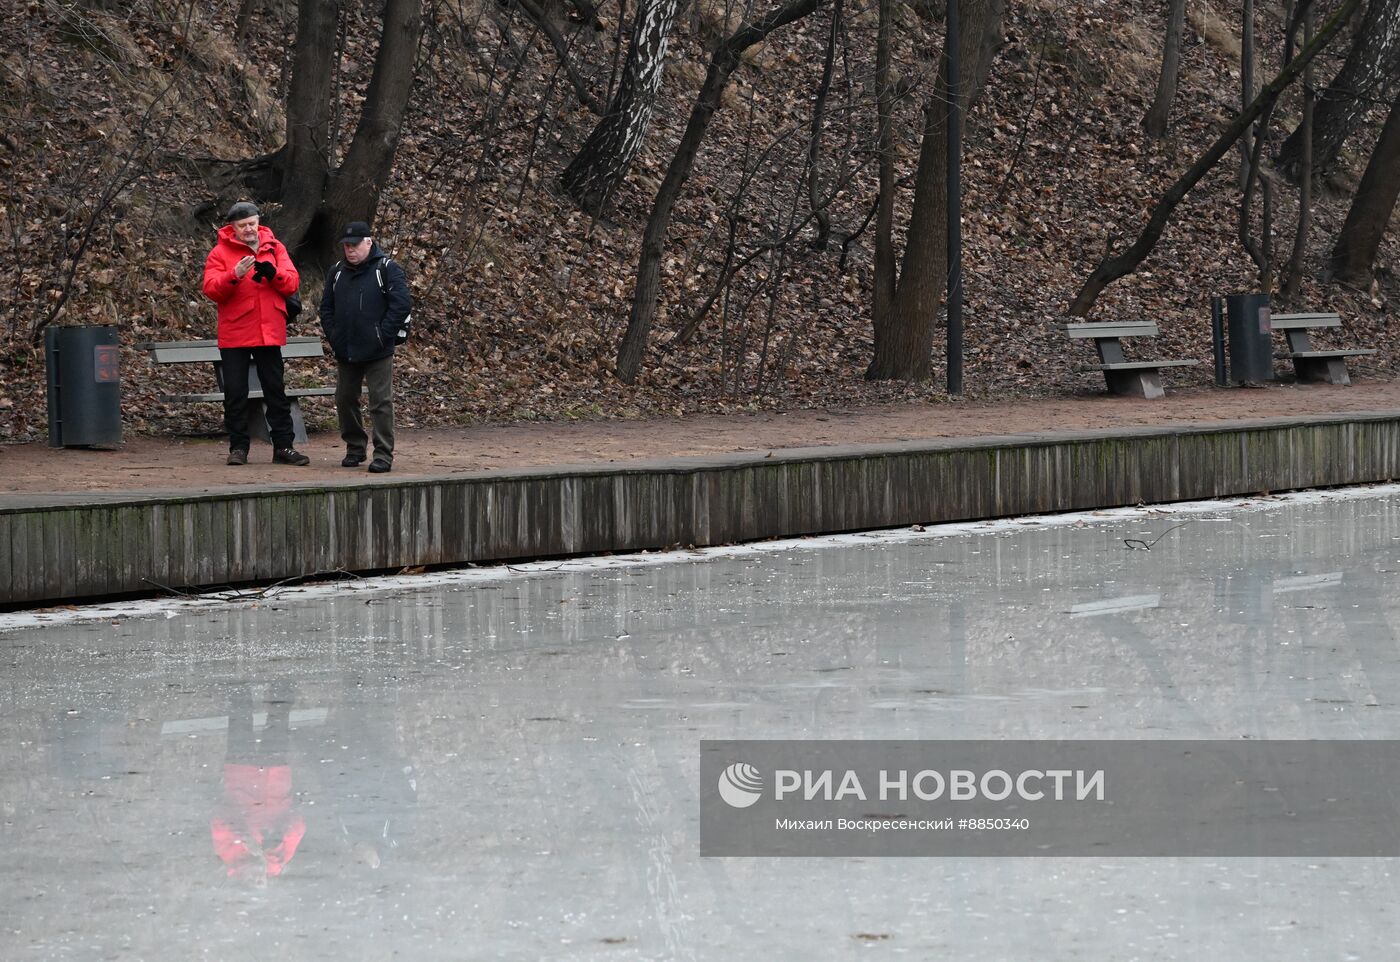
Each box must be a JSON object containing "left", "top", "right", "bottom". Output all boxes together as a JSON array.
[
  {"left": 318, "top": 702, "right": 418, "bottom": 873},
  {"left": 211, "top": 684, "right": 305, "bottom": 886}
]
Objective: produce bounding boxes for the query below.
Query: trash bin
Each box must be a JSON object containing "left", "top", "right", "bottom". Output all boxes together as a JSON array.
[
  {"left": 1225, "top": 294, "right": 1274, "bottom": 384},
  {"left": 45, "top": 325, "right": 122, "bottom": 447}
]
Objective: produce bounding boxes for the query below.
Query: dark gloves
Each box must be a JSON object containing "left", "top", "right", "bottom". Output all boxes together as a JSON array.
[{"left": 252, "top": 260, "right": 277, "bottom": 283}]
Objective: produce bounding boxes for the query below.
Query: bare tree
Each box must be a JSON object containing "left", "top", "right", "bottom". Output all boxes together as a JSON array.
[
  {"left": 871, "top": 0, "right": 896, "bottom": 332},
  {"left": 248, "top": 0, "right": 425, "bottom": 267},
  {"left": 1239, "top": 0, "right": 1256, "bottom": 187},
  {"left": 275, "top": 0, "right": 340, "bottom": 251},
  {"left": 866, "top": 0, "right": 1005, "bottom": 381},
  {"left": 614, "top": 0, "right": 829, "bottom": 383},
  {"left": 235, "top": 0, "right": 265, "bottom": 46},
  {"left": 1143, "top": 0, "right": 1187, "bottom": 140},
  {"left": 1283, "top": 1, "right": 1315, "bottom": 301},
  {"left": 1277, "top": 0, "right": 1400, "bottom": 179},
  {"left": 514, "top": 0, "right": 606, "bottom": 116},
  {"left": 1068, "top": 0, "right": 1360, "bottom": 317},
  {"left": 1330, "top": 86, "right": 1400, "bottom": 283},
  {"left": 559, "top": 0, "right": 681, "bottom": 215},
  {"left": 804, "top": 0, "right": 845, "bottom": 249}
]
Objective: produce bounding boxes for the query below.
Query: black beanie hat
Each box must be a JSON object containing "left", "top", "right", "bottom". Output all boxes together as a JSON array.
[{"left": 225, "top": 201, "right": 261, "bottom": 223}]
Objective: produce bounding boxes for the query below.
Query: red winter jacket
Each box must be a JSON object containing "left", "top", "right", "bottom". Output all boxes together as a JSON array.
[
  {"left": 201, "top": 224, "right": 300, "bottom": 348},
  {"left": 210, "top": 763, "right": 306, "bottom": 877}
]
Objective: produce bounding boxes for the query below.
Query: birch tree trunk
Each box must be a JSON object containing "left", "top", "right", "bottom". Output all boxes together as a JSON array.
[
  {"left": 615, "top": 0, "right": 828, "bottom": 383},
  {"left": 1277, "top": 0, "right": 1400, "bottom": 178},
  {"left": 560, "top": 0, "right": 681, "bottom": 215}
]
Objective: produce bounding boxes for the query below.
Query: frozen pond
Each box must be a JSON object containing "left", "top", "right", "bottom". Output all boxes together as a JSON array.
[{"left": 4, "top": 488, "right": 1400, "bottom": 959}]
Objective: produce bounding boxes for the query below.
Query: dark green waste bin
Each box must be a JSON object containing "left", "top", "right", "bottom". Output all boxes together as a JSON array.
[
  {"left": 1226, "top": 294, "right": 1274, "bottom": 385},
  {"left": 45, "top": 325, "right": 122, "bottom": 447}
]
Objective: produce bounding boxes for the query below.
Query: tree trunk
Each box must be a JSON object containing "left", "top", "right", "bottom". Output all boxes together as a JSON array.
[
  {"left": 1239, "top": 0, "right": 1256, "bottom": 188},
  {"left": 277, "top": 0, "right": 423, "bottom": 267},
  {"left": 1068, "top": 0, "right": 1361, "bottom": 317},
  {"left": 866, "top": 0, "right": 1004, "bottom": 381},
  {"left": 1240, "top": 78, "right": 1280, "bottom": 293},
  {"left": 805, "top": 0, "right": 842, "bottom": 250},
  {"left": 1277, "top": 0, "right": 1400, "bottom": 179},
  {"left": 276, "top": 0, "right": 340, "bottom": 244},
  {"left": 1143, "top": 0, "right": 1187, "bottom": 139},
  {"left": 872, "top": 0, "right": 896, "bottom": 333},
  {"left": 560, "top": 0, "right": 680, "bottom": 215},
  {"left": 1330, "top": 87, "right": 1400, "bottom": 283},
  {"left": 1284, "top": 3, "right": 1314, "bottom": 301},
  {"left": 235, "top": 0, "right": 263, "bottom": 46},
  {"left": 316, "top": 0, "right": 424, "bottom": 258},
  {"left": 615, "top": 0, "right": 828, "bottom": 383}
]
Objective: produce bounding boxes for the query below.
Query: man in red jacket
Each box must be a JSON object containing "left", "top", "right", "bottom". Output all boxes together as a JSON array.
[{"left": 201, "top": 202, "right": 310, "bottom": 466}]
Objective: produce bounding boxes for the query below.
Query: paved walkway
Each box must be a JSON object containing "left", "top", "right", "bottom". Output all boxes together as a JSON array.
[{"left": 5, "top": 380, "right": 1400, "bottom": 497}]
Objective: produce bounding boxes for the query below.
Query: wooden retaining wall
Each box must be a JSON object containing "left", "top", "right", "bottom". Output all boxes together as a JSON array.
[{"left": 4, "top": 413, "right": 1400, "bottom": 607}]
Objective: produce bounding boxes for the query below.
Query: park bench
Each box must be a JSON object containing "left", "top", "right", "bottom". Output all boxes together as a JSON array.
[
  {"left": 140, "top": 336, "right": 333, "bottom": 444},
  {"left": 1270, "top": 312, "right": 1375, "bottom": 385},
  {"left": 1060, "top": 321, "right": 1198, "bottom": 399}
]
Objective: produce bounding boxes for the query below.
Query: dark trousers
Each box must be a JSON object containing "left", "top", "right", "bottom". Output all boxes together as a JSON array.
[
  {"left": 220, "top": 346, "right": 294, "bottom": 451},
  {"left": 336, "top": 356, "right": 395, "bottom": 463},
  {"left": 224, "top": 684, "right": 294, "bottom": 766}
]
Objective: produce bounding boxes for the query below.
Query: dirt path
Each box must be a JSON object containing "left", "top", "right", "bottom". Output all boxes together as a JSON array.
[{"left": 5, "top": 381, "right": 1400, "bottom": 495}]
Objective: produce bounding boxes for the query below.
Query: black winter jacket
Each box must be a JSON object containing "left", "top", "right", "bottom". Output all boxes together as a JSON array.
[{"left": 318, "top": 244, "right": 412, "bottom": 364}]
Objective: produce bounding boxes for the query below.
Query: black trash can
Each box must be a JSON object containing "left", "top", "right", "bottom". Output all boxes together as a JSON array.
[
  {"left": 1226, "top": 294, "right": 1274, "bottom": 384},
  {"left": 45, "top": 325, "right": 122, "bottom": 447}
]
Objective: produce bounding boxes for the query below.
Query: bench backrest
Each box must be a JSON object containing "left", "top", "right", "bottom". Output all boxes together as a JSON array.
[
  {"left": 143, "top": 335, "right": 325, "bottom": 364},
  {"left": 1061, "top": 322, "right": 1160, "bottom": 340},
  {"left": 1270, "top": 312, "right": 1341, "bottom": 331}
]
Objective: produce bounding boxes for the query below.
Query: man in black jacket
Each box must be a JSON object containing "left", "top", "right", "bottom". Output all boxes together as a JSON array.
[{"left": 319, "top": 222, "right": 412, "bottom": 473}]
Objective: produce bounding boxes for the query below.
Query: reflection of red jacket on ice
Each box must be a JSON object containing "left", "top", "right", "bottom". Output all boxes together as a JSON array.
[{"left": 211, "top": 764, "right": 306, "bottom": 877}]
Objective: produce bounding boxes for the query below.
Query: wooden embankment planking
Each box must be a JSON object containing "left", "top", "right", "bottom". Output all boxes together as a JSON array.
[{"left": 4, "top": 412, "right": 1400, "bottom": 607}]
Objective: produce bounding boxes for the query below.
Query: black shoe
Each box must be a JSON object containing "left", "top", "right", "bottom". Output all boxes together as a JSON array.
[
  {"left": 227, "top": 449, "right": 248, "bottom": 466},
  {"left": 273, "top": 447, "right": 310, "bottom": 466},
  {"left": 368, "top": 458, "right": 392, "bottom": 474},
  {"left": 342, "top": 453, "right": 366, "bottom": 468}
]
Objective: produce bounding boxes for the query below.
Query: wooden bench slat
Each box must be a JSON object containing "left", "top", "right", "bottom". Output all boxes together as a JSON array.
[
  {"left": 1270, "top": 313, "right": 1341, "bottom": 329},
  {"left": 1078, "top": 360, "right": 1198, "bottom": 372},
  {"left": 145, "top": 335, "right": 325, "bottom": 363},
  {"left": 1061, "top": 322, "right": 1160, "bottom": 339},
  {"left": 161, "top": 388, "right": 337, "bottom": 403},
  {"left": 149, "top": 345, "right": 222, "bottom": 363},
  {"left": 1276, "top": 349, "right": 1376, "bottom": 359},
  {"left": 140, "top": 335, "right": 324, "bottom": 348}
]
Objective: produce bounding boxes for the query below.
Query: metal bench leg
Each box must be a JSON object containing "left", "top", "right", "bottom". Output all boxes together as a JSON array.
[
  {"left": 1105, "top": 368, "right": 1164, "bottom": 399},
  {"left": 247, "top": 399, "right": 308, "bottom": 444},
  {"left": 1294, "top": 357, "right": 1350, "bottom": 385},
  {"left": 288, "top": 400, "right": 308, "bottom": 445},
  {"left": 248, "top": 399, "right": 270, "bottom": 444}
]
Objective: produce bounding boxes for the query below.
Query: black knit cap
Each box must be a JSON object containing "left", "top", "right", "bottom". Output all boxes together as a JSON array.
[{"left": 225, "top": 201, "right": 261, "bottom": 223}]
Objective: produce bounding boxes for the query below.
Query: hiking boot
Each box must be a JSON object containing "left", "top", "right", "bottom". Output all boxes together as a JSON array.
[
  {"left": 368, "top": 458, "right": 392, "bottom": 474},
  {"left": 273, "top": 447, "right": 310, "bottom": 466},
  {"left": 342, "top": 452, "right": 366, "bottom": 468},
  {"left": 227, "top": 449, "right": 248, "bottom": 466}
]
